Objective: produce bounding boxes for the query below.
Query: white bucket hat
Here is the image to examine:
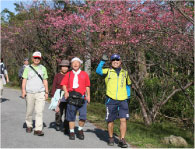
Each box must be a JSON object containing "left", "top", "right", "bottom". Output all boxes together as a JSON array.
[{"left": 71, "top": 57, "right": 83, "bottom": 64}]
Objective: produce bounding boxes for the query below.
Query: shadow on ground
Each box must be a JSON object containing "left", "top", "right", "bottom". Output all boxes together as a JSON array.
[
  {"left": 23, "top": 121, "right": 47, "bottom": 128},
  {"left": 48, "top": 122, "right": 69, "bottom": 135},
  {"left": 49, "top": 122, "right": 56, "bottom": 129},
  {"left": 85, "top": 128, "right": 119, "bottom": 144},
  {"left": 0, "top": 98, "right": 10, "bottom": 103},
  {"left": 48, "top": 122, "right": 119, "bottom": 143}
]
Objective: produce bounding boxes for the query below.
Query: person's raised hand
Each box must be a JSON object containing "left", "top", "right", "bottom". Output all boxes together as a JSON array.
[{"left": 102, "top": 54, "right": 109, "bottom": 61}]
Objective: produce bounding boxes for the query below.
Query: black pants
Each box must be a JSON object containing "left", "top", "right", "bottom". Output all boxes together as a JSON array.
[
  {"left": 19, "top": 78, "right": 23, "bottom": 88},
  {"left": 55, "top": 102, "right": 69, "bottom": 130}
]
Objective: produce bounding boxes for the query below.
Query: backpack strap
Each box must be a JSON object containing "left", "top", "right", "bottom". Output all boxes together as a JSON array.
[
  {"left": 29, "top": 65, "right": 43, "bottom": 82},
  {"left": 105, "top": 68, "right": 112, "bottom": 84},
  {"left": 108, "top": 68, "right": 111, "bottom": 79}
]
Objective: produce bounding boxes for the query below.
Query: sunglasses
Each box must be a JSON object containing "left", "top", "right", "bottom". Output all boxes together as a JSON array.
[
  {"left": 34, "top": 57, "right": 41, "bottom": 60},
  {"left": 111, "top": 59, "right": 120, "bottom": 61}
]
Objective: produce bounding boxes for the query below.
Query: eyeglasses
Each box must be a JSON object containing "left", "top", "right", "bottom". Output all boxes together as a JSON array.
[
  {"left": 111, "top": 59, "right": 120, "bottom": 61},
  {"left": 34, "top": 57, "right": 41, "bottom": 60}
]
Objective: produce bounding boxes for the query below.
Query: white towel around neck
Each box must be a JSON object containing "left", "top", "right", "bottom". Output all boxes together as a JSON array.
[{"left": 72, "top": 69, "right": 81, "bottom": 89}]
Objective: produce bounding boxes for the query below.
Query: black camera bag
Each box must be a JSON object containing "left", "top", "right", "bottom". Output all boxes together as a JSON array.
[{"left": 68, "top": 91, "right": 85, "bottom": 107}]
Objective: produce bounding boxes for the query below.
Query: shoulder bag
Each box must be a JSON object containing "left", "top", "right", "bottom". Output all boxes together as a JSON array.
[
  {"left": 67, "top": 72, "right": 85, "bottom": 107},
  {"left": 29, "top": 65, "right": 43, "bottom": 82}
]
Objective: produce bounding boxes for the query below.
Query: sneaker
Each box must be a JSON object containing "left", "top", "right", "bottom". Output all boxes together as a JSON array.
[
  {"left": 118, "top": 138, "right": 128, "bottom": 148},
  {"left": 108, "top": 137, "right": 114, "bottom": 146},
  {"left": 34, "top": 130, "right": 44, "bottom": 136},
  {"left": 26, "top": 127, "right": 33, "bottom": 133},
  {"left": 55, "top": 125, "right": 60, "bottom": 131},
  {"left": 69, "top": 132, "right": 75, "bottom": 140},
  {"left": 78, "top": 130, "right": 84, "bottom": 140}
]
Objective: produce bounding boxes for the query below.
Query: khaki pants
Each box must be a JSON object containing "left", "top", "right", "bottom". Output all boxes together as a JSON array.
[
  {"left": 25, "top": 92, "right": 45, "bottom": 131},
  {"left": 0, "top": 78, "right": 3, "bottom": 99}
]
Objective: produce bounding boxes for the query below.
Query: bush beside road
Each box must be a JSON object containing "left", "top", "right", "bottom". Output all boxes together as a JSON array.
[{"left": 87, "top": 102, "right": 194, "bottom": 148}]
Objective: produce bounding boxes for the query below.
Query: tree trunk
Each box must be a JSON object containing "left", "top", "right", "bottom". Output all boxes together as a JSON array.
[
  {"left": 128, "top": 73, "right": 153, "bottom": 125},
  {"left": 84, "top": 53, "right": 91, "bottom": 76},
  {"left": 151, "top": 81, "right": 194, "bottom": 121},
  {"left": 137, "top": 98, "right": 153, "bottom": 125},
  {"left": 138, "top": 48, "right": 149, "bottom": 80},
  {"left": 84, "top": 13, "right": 92, "bottom": 77}
]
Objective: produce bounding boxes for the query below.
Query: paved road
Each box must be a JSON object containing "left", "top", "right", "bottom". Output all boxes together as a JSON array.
[{"left": 1, "top": 87, "right": 128, "bottom": 148}]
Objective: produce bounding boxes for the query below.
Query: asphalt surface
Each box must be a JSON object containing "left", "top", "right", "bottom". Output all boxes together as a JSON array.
[{"left": 1, "top": 87, "right": 129, "bottom": 148}]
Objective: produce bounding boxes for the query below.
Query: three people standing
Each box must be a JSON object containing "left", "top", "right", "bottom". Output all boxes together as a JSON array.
[{"left": 20, "top": 52, "right": 130, "bottom": 147}]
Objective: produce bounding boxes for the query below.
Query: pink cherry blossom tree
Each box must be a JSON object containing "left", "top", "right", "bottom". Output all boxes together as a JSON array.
[{"left": 1, "top": 0, "right": 193, "bottom": 125}]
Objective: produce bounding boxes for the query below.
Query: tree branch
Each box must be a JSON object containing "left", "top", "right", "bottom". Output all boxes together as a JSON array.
[
  {"left": 159, "top": 65, "right": 194, "bottom": 107},
  {"left": 169, "top": 1, "right": 194, "bottom": 25},
  {"left": 160, "top": 81, "right": 194, "bottom": 107}
]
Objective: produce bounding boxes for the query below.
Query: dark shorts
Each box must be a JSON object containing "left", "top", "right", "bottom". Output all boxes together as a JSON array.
[
  {"left": 105, "top": 96, "right": 129, "bottom": 122},
  {"left": 66, "top": 100, "right": 87, "bottom": 121}
]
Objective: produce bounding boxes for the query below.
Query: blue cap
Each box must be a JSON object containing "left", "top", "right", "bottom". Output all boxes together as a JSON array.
[
  {"left": 24, "top": 58, "right": 29, "bottom": 61},
  {"left": 110, "top": 54, "right": 120, "bottom": 60}
]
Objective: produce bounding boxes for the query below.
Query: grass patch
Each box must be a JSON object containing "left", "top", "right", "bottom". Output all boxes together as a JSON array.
[
  {"left": 5, "top": 83, "right": 20, "bottom": 90},
  {"left": 87, "top": 102, "right": 194, "bottom": 148}
]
